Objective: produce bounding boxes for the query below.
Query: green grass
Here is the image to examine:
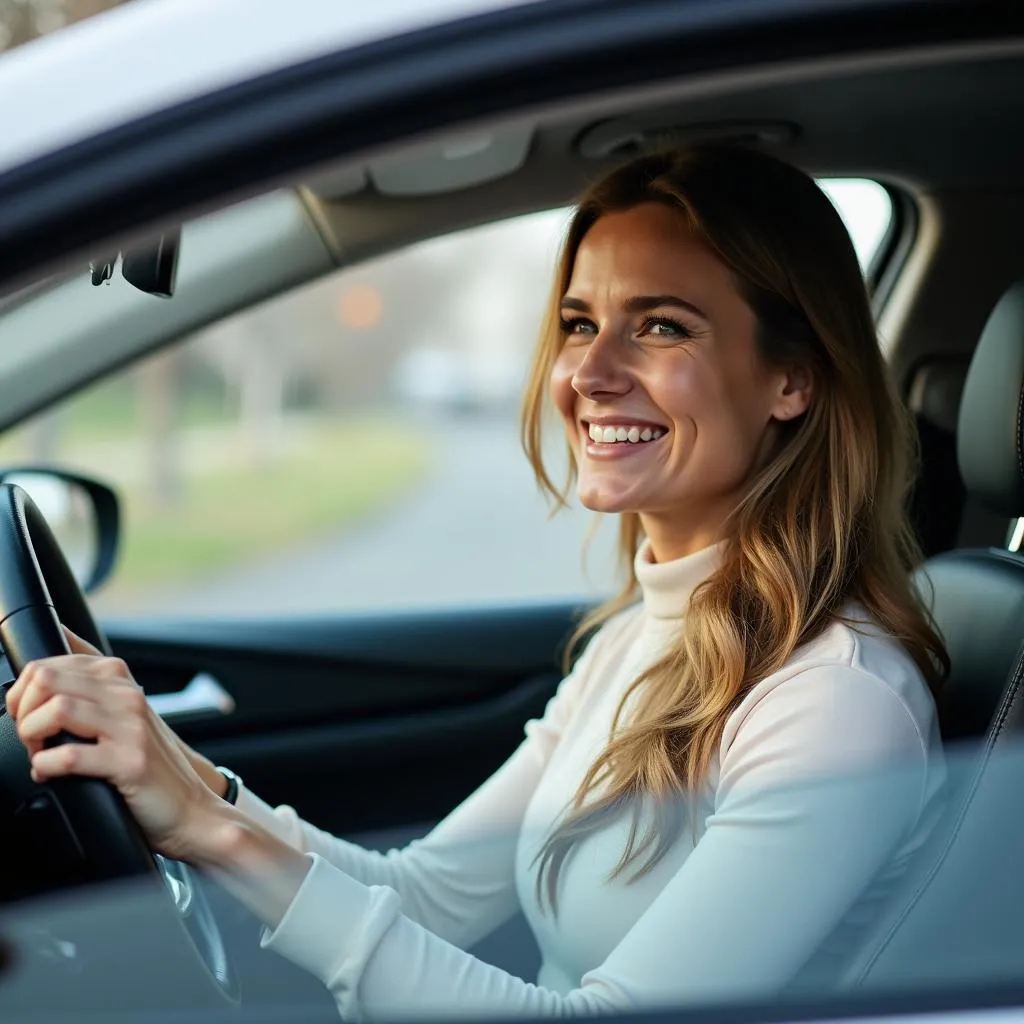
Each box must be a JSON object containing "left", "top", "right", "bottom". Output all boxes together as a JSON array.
[
  {"left": 66, "top": 387, "right": 229, "bottom": 441},
  {"left": 0, "top": 390, "right": 231, "bottom": 459},
  {"left": 102, "top": 421, "right": 431, "bottom": 594}
]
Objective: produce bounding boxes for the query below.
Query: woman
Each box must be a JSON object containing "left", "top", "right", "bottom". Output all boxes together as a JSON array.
[{"left": 6, "top": 146, "right": 947, "bottom": 1019}]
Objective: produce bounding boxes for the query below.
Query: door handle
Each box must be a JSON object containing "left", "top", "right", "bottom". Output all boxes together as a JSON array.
[{"left": 147, "top": 673, "right": 235, "bottom": 723}]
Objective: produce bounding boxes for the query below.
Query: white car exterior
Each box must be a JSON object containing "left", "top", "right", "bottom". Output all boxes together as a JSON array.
[{"left": 0, "top": 0, "right": 524, "bottom": 177}]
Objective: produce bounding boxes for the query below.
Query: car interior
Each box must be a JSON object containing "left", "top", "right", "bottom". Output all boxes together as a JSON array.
[{"left": 2, "top": 13, "right": 1024, "bottom": 1020}]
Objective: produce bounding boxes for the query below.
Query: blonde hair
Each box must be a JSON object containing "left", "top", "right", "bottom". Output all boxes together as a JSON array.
[{"left": 520, "top": 146, "right": 948, "bottom": 913}]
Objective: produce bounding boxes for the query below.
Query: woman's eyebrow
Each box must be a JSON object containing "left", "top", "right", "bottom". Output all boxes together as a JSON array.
[{"left": 559, "top": 294, "right": 708, "bottom": 319}]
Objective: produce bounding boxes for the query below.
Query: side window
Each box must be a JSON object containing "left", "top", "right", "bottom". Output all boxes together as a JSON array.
[
  {"left": 818, "top": 178, "right": 894, "bottom": 271},
  {"left": 0, "top": 182, "right": 894, "bottom": 619}
]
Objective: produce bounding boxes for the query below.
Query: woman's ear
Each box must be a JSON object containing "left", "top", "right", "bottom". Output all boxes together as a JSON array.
[{"left": 770, "top": 364, "right": 814, "bottom": 422}]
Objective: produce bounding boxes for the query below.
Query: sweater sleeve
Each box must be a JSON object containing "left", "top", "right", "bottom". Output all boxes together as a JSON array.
[
  {"left": 234, "top": 618, "right": 618, "bottom": 951},
  {"left": 260, "top": 664, "right": 934, "bottom": 1020}
]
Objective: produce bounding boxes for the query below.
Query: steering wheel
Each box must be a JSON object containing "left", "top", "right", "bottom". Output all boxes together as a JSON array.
[{"left": 0, "top": 483, "right": 238, "bottom": 1006}]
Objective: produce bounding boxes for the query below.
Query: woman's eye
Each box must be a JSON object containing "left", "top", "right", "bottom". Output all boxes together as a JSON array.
[
  {"left": 559, "top": 317, "right": 597, "bottom": 336},
  {"left": 640, "top": 316, "right": 691, "bottom": 340}
]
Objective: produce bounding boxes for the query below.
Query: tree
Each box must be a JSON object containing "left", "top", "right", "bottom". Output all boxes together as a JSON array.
[
  {"left": 195, "top": 310, "right": 296, "bottom": 466},
  {"left": 135, "top": 346, "right": 183, "bottom": 510},
  {"left": 0, "top": 0, "right": 129, "bottom": 52}
]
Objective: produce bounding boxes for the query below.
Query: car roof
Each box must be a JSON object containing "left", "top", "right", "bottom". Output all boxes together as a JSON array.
[{"left": 0, "top": 0, "right": 528, "bottom": 177}]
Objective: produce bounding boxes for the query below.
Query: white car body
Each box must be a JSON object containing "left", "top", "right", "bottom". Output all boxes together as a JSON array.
[{"left": 0, "top": 0, "right": 523, "bottom": 177}]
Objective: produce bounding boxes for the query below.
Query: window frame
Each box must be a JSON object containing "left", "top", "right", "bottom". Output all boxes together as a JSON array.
[{"left": 867, "top": 183, "right": 919, "bottom": 313}]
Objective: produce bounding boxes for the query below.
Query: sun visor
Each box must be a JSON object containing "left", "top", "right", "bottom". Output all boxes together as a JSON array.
[{"left": 308, "top": 126, "right": 533, "bottom": 199}]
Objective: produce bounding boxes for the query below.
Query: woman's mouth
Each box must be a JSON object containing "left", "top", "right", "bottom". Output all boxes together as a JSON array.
[{"left": 581, "top": 420, "right": 668, "bottom": 459}]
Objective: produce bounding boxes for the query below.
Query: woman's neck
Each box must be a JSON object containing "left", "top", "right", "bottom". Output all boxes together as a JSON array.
[{"left": 639, "top": 515, "right": 724, "bottom": 564}]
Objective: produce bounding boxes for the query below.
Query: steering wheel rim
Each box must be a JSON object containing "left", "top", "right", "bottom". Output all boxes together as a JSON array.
[{"left": 0, "top": 483, "right": 238, "bottom": 1003}]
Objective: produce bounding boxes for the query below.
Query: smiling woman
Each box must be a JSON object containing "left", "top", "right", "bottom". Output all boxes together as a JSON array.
[
  {"left": 550, "top": 203, "right": 811, "bottom": 559},
  {"left": 8, "top": 144, "right": 947, "bottom": 1020},
  {"left": 521, "top": 145, "right": 948, "bottom": 922}
]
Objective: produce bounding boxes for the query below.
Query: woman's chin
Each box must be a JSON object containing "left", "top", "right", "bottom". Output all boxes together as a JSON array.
[{"left": 576, "top": 484, "right": 641, "bottom": 515}]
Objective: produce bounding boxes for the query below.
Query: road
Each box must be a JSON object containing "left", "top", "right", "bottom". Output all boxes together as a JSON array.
[{"left": 112, "top": 415, "right": 620, "bottom": 618}]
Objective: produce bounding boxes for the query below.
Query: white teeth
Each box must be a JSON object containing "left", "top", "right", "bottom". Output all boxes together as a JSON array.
[{"left": 587, "top": 423, "right": 666, "bottom": 444}]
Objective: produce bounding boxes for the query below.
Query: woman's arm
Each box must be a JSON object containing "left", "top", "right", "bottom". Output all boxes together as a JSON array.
[
  {"left": 169, "top": 700, "right": 560, "bottom": 948},
  {"left": 226, "top": 722, "right": 579, "bottom": 950}
]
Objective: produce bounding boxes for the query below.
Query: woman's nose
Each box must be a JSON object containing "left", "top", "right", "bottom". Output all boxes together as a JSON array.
[{"left": 571, "top": 332, "right": 631, "bottom": 399}]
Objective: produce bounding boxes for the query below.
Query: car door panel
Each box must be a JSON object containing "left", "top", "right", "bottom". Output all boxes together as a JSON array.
[{"left": 102, "top": 602, "right": 586, "bottom": 837}]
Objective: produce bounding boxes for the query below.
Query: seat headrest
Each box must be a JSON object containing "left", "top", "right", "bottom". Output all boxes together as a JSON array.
[{"left": 957, "top": 282, "right": 1024, "bottom": 518}]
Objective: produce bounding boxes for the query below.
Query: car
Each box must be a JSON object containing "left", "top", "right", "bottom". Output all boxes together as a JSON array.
[{"left": 0, "top": 1, "right": 1023, "bottom": 1022}]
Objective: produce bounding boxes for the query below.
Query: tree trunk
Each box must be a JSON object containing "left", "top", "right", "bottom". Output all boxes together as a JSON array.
[{"left": 136, "top": 349, "right": 181, "bottom": 510}]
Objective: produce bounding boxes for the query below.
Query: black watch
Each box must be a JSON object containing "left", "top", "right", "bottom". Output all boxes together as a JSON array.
[{"left": 216, "top": 766, "right": 242, "bottom": 806}]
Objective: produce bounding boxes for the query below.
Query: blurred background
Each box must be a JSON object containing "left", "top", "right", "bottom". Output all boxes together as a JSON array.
[{"left": 0, "top": 1, "right": 894, "bottom": 620}]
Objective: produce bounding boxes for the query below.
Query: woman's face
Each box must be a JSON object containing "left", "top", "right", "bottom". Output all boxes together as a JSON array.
[{"left": 550, "top": 202, "right": 812, "bottom": 561}]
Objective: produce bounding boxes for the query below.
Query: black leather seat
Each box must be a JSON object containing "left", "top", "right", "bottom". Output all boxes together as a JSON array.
[
  {"left": 919, "top": 547, "right": 1024, "bottom": 741},
  {"left": 912, "top": 281, "right": 1024, "bottom": 744},
  {"left": 815, "top": 281, "right": 1024, "bottom": 992}
]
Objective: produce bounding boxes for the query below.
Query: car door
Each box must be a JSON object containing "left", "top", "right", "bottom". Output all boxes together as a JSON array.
[{"left": 109, "top": 608, "right": 577, "bottom": 842}]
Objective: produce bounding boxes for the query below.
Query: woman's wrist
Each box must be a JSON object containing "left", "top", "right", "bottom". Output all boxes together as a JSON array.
[
  {"left": 186, "top": 746, "right": 229, "bottom": 800},
  {"left": 183, "top": 799, "right": 250, "bottom": 866},
  {"left": 185, "top": 802, "right": 312, "bottom": 927},
  {"left": 159, "top": 722, "right": 310, "bottom": 926},
  {"left": 157, "top": 716, "right": 229, "bottom": 799}
]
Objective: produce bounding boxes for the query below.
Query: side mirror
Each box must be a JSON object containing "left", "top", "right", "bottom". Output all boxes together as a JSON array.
[{"left": 0, "top": 468, "right": 119, "bottom": 594}]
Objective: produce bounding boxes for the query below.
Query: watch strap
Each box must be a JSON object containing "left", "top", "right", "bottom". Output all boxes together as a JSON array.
[{"left": 216, "top": 767, "right": 241, "bottom": 806}]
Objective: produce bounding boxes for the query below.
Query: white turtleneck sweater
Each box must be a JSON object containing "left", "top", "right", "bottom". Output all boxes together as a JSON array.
[{"left": 236, "top": 540, "right": 943, "bottom": 1020}]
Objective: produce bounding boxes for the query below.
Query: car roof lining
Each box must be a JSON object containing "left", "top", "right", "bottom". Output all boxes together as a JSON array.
[{"left": 300, "top": 40, "right": 1024, "bottom": 264}]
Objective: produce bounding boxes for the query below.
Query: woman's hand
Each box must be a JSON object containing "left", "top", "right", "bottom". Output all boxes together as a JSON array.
[
  {"left": 5, "top": 628, "right": 314, "bottom": 924},
  {"left": 5, "top": 629, "right": 228, "bottom": 862}
]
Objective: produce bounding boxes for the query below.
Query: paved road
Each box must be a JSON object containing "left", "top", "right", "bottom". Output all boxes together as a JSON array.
[{"left": 115, "top": 416, "right": 620, "bottom": 617}]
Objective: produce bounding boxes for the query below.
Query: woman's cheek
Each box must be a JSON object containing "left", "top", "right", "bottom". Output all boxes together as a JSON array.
[
  {"left": 659, "top": 356, "right": 720, "bottom": 429},
  {"left": 548, "top": 354, "right": 578, "bottom": 427}
]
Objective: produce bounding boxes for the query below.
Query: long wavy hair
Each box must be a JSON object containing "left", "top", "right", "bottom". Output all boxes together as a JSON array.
[{"left": 520, "top": 146, "right": 948, "bottom": 913}]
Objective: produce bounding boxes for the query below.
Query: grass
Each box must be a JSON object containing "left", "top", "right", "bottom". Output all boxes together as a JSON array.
[
  {"left": 0, "top": 381, "right": 231, "bottom": 453},
  {"left": 96, "top": 420, "right": 432, "bottom": 596}
]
